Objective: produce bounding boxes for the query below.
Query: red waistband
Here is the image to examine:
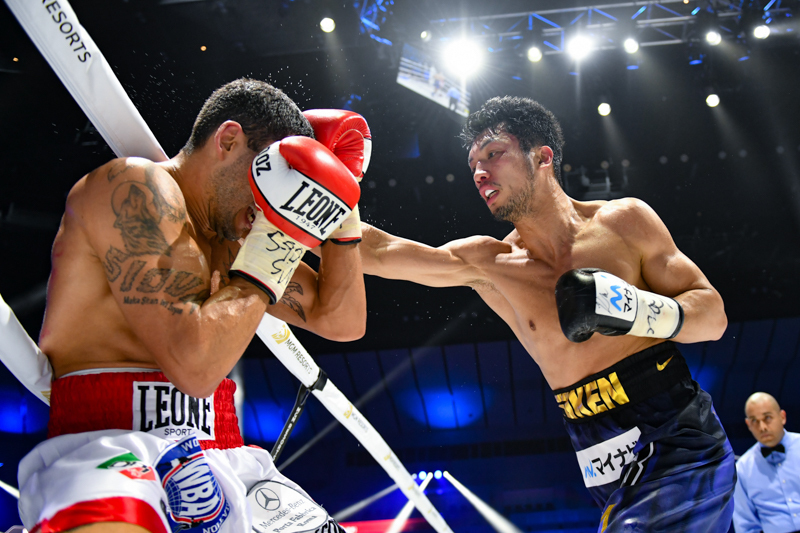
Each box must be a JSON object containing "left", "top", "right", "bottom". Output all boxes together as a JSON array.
[{"left": 48, "top": 371, "right": 244, "bottom": 450}]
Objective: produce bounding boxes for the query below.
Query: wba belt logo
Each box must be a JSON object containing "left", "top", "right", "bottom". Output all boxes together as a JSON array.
[
  {"left": 555, "top": 371, "right": 630, "bottom": 420},
  {"left": 156, "top": 435, "right": 230, "bottom": 533},
  {"left": 133, "top": 381, "right": 215, "bottom": 441}
]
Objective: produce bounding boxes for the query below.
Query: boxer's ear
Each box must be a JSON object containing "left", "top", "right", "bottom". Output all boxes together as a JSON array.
[
  {"left": 213, "top": 121, "right": 244, "bottom": 159},
  {"left": 537, "top": 146, "right": 554, "bottom": 167}
]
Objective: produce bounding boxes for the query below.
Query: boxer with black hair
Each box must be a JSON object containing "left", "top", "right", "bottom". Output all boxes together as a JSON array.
[
  {"left": 18, "top": 78, "right": 366, "bottom": 533},
  {"left": 359, "top": 96, "right": 735, "bottom": 532}
]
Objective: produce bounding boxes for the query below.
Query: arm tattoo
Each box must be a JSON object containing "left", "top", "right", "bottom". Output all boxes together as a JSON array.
[
  {"left": 107, "top": 160, "right": 136, "bottom": 182},
  {"left": 143, "top": 163, "right": 185, "bottom": 224},
  {"left": 116, "top": 266, "right": 208, "bottom": 314},
  {"left": 279, "top": 281, "right": 307, "bottom": 322},
  {"left": 112, "top": 183, "right": 171, "bottom": 256},
  {"left": 103, "top": 161, "right": 206, "bottom": 315}
]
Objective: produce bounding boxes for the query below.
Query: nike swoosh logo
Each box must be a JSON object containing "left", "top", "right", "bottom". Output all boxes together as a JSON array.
[{"left": 656, "top": 355, "right": 674, "bottom": 371}]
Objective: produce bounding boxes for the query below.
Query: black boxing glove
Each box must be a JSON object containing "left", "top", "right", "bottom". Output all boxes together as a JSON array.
[{"left": 555, "top": 268, "right": 684, "bottom": 343}]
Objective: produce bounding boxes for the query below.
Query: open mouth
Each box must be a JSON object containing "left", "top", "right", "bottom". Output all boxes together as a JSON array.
[{"left": 483, "top": 188, "right": 499, "bottom": 203}]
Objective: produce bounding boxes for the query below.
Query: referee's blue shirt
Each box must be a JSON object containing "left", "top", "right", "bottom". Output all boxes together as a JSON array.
[{"left": 734, "top": 431, "right": 800, "bottom": 533}]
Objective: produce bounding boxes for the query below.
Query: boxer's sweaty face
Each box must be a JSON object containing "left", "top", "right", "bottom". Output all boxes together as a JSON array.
[
  {"left": 468, "top": 131, "right": 536, "bottom": 223},
  {"left": 210, "top": 150, "right": 255, "bottom": 241}
]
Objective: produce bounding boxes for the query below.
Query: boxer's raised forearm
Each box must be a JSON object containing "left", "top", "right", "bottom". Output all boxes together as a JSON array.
[
  {"left": 310, "top": 242, "right": 367, "bottom": 340},
  {"left": 154, "top": 277, "right": 269, "bottom": 397}
]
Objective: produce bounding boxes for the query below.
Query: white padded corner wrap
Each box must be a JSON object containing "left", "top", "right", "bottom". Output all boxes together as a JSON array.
[{"left": 0, "top": 293, "right": 53, "bottom": 405}]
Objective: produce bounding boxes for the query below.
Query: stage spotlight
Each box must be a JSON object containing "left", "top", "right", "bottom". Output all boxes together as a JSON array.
[
  {"left": 598, "top": 102, "right": 611, "bottom": 116},
  {"left": 705, "top": 30, "right": 722, "bottom": 45},
  {"left": 753, "top": 24, "right": 770, "bottom": 39},
  {"left": 434, "top": 470, "right": 443, "bottom": 479},
  {"left": 421, "top": 30, "right": 432, "bottom": 42},
  {"left": 696, "top": 7, "right": 722, "bottom": 45},
  {"left": 706, "top": 93, "right": 720, "bottom": 107},
  {"left": 527, "top": 46, "right": 543, "bottom": 62},
  {"left": 740, "top": 5, "right": 771, "bottom": 42},
  {"left": 320, "top": 17, "right": 335, "bottom": 33},
  {"left": 623, "top": 38, "right": 639, "bottom": 54},
  {"left": 443, "top": 39, "right": 484, "bottom": 77},
  {"left": 567, "top": 35, "right": 593, "bottom": 60},
  {"left": 418, "top": 470, "right": 428, "bottom": 480}
]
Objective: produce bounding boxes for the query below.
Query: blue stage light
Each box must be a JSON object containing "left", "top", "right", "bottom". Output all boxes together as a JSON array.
[
  {"left": 242, "top": 400, "right": 306, "bottom": 442},
  {"left": 434, "top": 470, "right": 443, "bottom": 479},
  {"left": 399, "top": 386, "right": 487, "bottom": 429},
  {"left": 0, "top": 388, "right": 48, "bottom": 434}
]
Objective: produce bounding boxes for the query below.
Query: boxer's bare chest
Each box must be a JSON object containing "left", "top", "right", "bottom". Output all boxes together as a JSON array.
[{"left": 473, "top": 228, "right": 651, "bottom": 388}]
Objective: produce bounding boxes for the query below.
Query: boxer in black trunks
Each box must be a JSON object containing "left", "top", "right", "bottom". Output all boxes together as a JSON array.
[{"left": 357, "top": 96, "right": 736, "bottom": 532}]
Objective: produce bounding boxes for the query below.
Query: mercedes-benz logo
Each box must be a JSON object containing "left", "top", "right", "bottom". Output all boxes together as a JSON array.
[{"left": 255, "top": 488, "right": 281, "bottom": 511}]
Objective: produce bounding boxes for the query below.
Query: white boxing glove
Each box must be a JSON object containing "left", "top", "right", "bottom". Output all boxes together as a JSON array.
[{"left": 230, "top": 136, "right": 360, "bottom": 303}]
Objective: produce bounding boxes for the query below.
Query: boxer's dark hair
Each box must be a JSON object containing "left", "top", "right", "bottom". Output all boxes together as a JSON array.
[
  {"left": 184, "top": 78, "right": 314, "bottom": 154},
  {"left": 461, "top": 96, "right": 565, "bottom": 187}
]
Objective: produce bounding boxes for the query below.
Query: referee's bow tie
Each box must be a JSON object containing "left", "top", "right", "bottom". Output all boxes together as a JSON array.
[{"left": 761, "top": 443, "right": 785, "bottom": 458}]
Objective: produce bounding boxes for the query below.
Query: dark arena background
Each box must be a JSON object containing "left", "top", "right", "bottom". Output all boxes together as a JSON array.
[{"left": 1, "top": 0, "right": 800, "bottom": 531}]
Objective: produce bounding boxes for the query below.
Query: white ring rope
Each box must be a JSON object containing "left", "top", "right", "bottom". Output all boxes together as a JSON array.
[
  {"left": 2, "top": 1, "right": 453, "bottom": 530},
  {"left": 257, "top": 315, "right": 452, "bottom": 532}
]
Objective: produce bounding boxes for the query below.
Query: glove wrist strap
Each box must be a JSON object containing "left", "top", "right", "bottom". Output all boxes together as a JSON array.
[
  {"left": 627, "top": 289, "right": 684, "bottom": 339},
  {"left": 230, "top": 211, "right": 309, "bottom": 304}
]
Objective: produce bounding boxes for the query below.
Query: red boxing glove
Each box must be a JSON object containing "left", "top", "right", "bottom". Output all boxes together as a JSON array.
[
  {"left": 303, "top": 109, "right": 372, "bottom": 178},
  {"left": 230, "top": 136, "right": 360, "bottom": 303},
  {"left": 304, "top": 109, "right": 371, "bottom": 244}
]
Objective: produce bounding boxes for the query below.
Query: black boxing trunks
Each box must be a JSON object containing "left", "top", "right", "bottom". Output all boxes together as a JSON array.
[{"left": 553, "top": 342, "right": 736, "bottom": 532}]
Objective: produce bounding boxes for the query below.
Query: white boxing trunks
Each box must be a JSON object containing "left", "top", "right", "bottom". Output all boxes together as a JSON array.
[{"left": 18, "top": 370, "right": 339, "bottom": 533}]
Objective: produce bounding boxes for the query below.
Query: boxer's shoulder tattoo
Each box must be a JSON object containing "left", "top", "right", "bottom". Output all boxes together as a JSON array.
[
  {"left": 107, "top": 160, "right": 136, "bottom": 183},
  {"left": 142, "top": 163, "right": 185, "bottom": 224},
  {"left": 163, "top": 271, "right": 206, "bottom": 300},
  {"left": 104, "top": 246, "right": 129, "bottom": 282},
  {"left": 110, "top": 181, "right": 171, "bottom": 257},
  {"left": 279, "top": 281, "right": 306, "bottom": 322},
  {"left": 108, "top": 160, "right": 185, "bottom": 222},
  {"left": 104, "top": 163, "right": 207, "bottom": 315},
  {"left": 115, "top": 266, "right": 208, "bottom": 315},
  {"left": 108, "top": 164, "right": 188, "bottom": 258}
]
